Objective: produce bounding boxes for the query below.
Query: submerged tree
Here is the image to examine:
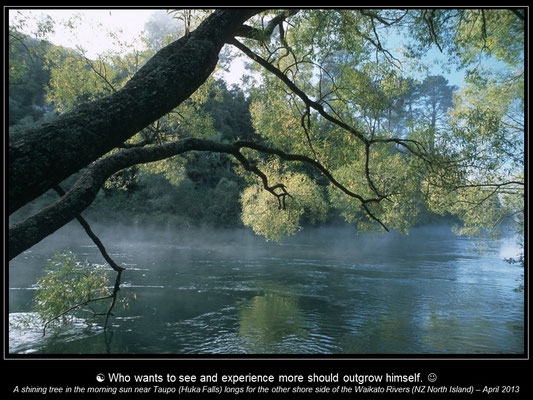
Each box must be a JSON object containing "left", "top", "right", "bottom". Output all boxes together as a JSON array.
[
  {"left": 33, "top": 251, "right": 121, "bottom": 335},
  {"left": 9, "top": 9, "right": 524, "bottom": 268}
]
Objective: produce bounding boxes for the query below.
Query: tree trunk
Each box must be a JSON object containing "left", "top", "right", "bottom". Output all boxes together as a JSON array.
[{"left": 9, "top": 9, "right": 261, "bottom": 215}]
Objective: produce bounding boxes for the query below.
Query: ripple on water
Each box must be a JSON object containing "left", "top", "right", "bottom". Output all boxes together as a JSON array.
[{"left": 9, "top": 313, "right": 102, "bottom": 354}]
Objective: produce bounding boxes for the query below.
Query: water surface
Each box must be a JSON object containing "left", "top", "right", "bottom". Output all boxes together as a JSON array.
[{"left": 8, "top": 224, "right": 524, "bottom": 355}]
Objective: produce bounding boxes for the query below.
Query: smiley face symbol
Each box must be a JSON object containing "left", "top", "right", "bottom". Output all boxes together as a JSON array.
[
  {"left": 427, "top": 373, "right": 437, "bottom": 383},
  {"left": 96, "top": 374, "right": 105, "bottom": 383}
]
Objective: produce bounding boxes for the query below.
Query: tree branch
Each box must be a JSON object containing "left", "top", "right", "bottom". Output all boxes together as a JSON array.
[
  {"left": 234, "top": 9, "right": 299, "bottom": 41},
  {"left": 42, "top": 266, "right": 123, "bottom": 335},
  {"left": 232, "top": 151, "right": 292, "bottom": 209},
  {"left": 9, "top": 138, "right": 236, "bottom": 260},
  {"left": 236, "top": 141, "right": 390, "bottom": 231},
  {"left": 229, "top": 38, "right": 434, "bottom": 206},
  {"left": 229, "top": 38, "right": 371, "bottom": 145},
  {"left": 10, "top": 137, "right": 391, "bottom": 260},
  {"left": 357, "top": 9, "right": 409, "bottom": 26},
  {"left": 9, "top": 9, "right": 263, "bottom": 215},
  {"left": 53, "top": 185, "right": 124, "bottom": 273},
  {"left": 42, "top": 292, "right": 114, "bottom": 336},
  {"left": 423, "top": 10, "right": 443, "bottom": 53}
]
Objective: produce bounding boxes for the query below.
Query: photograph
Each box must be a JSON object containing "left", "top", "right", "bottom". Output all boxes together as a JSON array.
[{"left": 5, "top": 6, "right": 527, "bottom": 397}]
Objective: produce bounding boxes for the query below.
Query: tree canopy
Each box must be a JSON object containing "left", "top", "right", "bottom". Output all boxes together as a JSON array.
[{"left": 8, "top": 8, "right": 524, "bottom": 261}]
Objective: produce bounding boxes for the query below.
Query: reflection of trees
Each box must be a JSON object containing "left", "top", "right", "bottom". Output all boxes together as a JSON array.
[{"left": 238, "top": 281, "right": 307, "bottom": 352}]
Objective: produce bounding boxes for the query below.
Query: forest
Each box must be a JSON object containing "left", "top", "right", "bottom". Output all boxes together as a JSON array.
[{"left": 7, "top": 8, "right": 525, "bottom": 354}]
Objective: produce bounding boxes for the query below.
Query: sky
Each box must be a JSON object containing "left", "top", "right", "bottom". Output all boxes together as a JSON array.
[
  {"left": 10, "top": 9, "right": 152, "bottom": 57},
  {"left": 9, "top": 8, "right": 475, "bottom": 89},
  {"left": 9, "top": 8, "right": 247, "bottom": 86}
]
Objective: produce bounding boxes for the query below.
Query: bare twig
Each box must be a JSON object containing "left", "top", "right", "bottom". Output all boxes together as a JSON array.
[
  {"left": 51, "top": 185, "right": 125, "bottom": 332},
  {"left": 53, "top": 185, "right": 124, "bottom": 274}
]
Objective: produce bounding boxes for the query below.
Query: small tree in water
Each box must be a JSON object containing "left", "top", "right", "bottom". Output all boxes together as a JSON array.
[{"left": 33, "top": 251, "right": 125, "bottom": 334}]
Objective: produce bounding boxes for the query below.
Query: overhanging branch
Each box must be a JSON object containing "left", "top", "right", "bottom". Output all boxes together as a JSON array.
[
  {"left": 9, "top": 137, "right": 390, "bottom": 260},
  {"left": 229, "top": 38, "right": 370, "bottom": 145},
  {"left": 9, "top": 138, "right": 235, "bottom": 260},
  {"left": 229, "top": 37, "right": 435, "bottom": 205},
  {"left": 235, "top": 140, "right": 390, "bottom": 231},
  {"left": 9, "top": 9, "right": 263, "bottom": 215}
]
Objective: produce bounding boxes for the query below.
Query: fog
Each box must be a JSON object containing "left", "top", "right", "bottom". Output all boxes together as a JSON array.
[
  {"left": 10, "top": 220, "right": 522, "bottom": 295},
  {"left": 8, "top": 221, "right": 467, "bottom": 311},
  {"left": 10, "top": 220, "right": 469, "bottom": 271},
  {"left": 10, "top": 219, "right": 522, "bottom": 280}
]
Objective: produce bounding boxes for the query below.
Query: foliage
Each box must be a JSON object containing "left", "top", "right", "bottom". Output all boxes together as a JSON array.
[
  {"left": 204, "top": 177, "right": 243, "bottom": 226},
  {"left": 328, "top": 149, "right": 425, "bottom": 234},
  {"left": 32, "top": 251, "right": 113, "bottom": 328},
  {"left": 9, "top": 8, "right": 524, "bottom": 246},
  {"left": 44, "top": 46, "right": 119, "bottom": 112},
  {"left": 203, "top": 80, "right": 258, "bottom": 142},
  {"left": 8, "top": 30, "right": 53, "bottom": 127},
  {"left": 241, "top": 160, "right": 328, "bottom": 241},
  {"left": 241, "top": 8, "right": 523, "bottom": 242}
]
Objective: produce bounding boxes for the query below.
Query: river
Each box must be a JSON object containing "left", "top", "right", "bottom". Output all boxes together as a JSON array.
[{"left": 8, "top": 224, "right": 524, "bottom": 355}]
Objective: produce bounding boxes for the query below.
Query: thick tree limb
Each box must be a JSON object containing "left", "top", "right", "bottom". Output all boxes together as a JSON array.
[
  {"left": 9, "top": 138, "right": 236, "bottom": 260},
  {"left": 9, "top": 9, "right": 263, "bottom": 215},
  {"left": 9, "top": 137, "right": 389, "bottom": 260}
]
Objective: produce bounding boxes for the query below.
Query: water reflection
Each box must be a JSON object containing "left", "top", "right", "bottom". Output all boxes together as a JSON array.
[{"left": 238, "top": 281, "right": 307, "bottom": 353}]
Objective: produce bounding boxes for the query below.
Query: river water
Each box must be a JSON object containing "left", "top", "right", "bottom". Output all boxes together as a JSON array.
[{"left": 8, "top": 224, "right": 524, "bottom": 355}]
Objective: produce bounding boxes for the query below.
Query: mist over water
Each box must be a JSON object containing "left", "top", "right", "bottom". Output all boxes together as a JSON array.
[{"left": 9, "top": 222, "right": 524, "bottom": 355}]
